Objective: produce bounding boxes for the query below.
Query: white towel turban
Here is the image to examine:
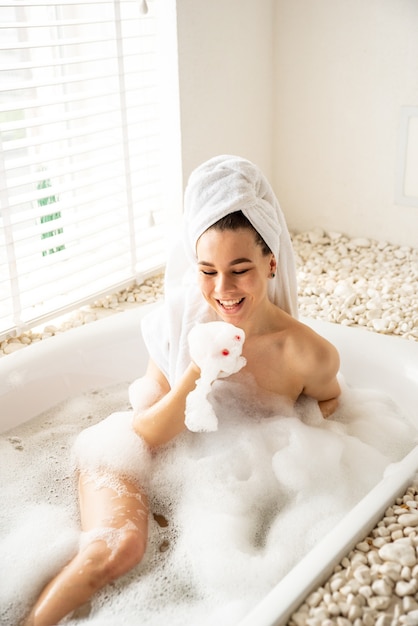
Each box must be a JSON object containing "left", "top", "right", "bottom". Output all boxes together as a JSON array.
[
  {"left": 141, "top": 155, "right": 299, "bottom": 385},
  {"left": 183, "top": 155, "right": 298, "bottom": 316}
]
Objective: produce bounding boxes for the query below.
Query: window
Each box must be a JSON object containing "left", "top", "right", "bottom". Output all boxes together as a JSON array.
[{"left": 0, "top": 0, "right": 181, "bottom": 340}]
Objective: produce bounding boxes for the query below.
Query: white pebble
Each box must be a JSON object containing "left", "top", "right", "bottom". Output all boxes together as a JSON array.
[
  {"left": 306, "top": 615, "right": 324, "bottom": 625},
  {"left": 401, "top": 612, "right": 418, "bottom": 626},
  {"left": 353, "top": 564, "right": 372, "bottom": 584},
  {"left": 399, "top": 513, "right": 418, "bottom": 527},
  {"left": 328, "top": 602, "right": 341, "bottom": 616},
  {"left": 347, "top": 237, "right": 371, "bottom": 249},
  {"left": 363, "top": 612, "right": 377, "bottom": 626},
  {"left": 379, "top": 540, "right": 417, "bottom": 566},
  {"left": 3, "top": 342, "right": 26, "bottom": 354},
  {"left": 372, "top": 578, "right": 393, "bottom": 596},
  {"left": 82, "top": 313, "right": 97, "bottom": 324},
  {"left": 338, "top": 584, "right": 351, "bottom": 597},
  {"left": 348, "top": 604, "right": 362, "bottom": 621},
  {"left": 310, "top": 607, "right": 329, "bottom": 620},
  {"left": 330, "top": 576, "right": 345, "bottom": 592},
  {"left": 375, "top": 615, "right": 395, "bottom": 626},
  {"left": 367, "top": 550, "right": 382, "bottom": 566},
  {"left": 359, "top": 585, "right": 373, "bottom": 599},
  {"left": 392, "top": 529, "right": 406, "bottom": 540},
  {"left": 396, "top": 579, "right": 418, "bottom": 597},
  {"left": 336, "top": 617, "right": 351, "bottom": 626},
  {"left": 371, "top": 318, "right": 390, "bottom": 332},
  {"left": 306, "top": 591, "right": 322, "bottom": 608},
  {"left": 372, "top": 536, "right": 389, "bottom": 548},
  {"left": 291, "top": 610, "right": 310, "bottom": 626},
  {"left": 334, "top": 282, "right": 354, "bottom": 297},
  {"left": 350, "top": 552, "right": 368, "bottom": 566},
  {"left": 368, "top": 595, "right": 391, "bottom": 610},
  {"left": 379, "top": 560, "right": 402, "bottom": 581},
  {"left": 403, "top": 597, "right": 418, "bottom": 612},
  {"left": 307, "top": 228, "right": 325, "bottom": 244}
]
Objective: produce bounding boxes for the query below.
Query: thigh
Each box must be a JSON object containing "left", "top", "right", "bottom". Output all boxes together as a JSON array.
[{"left": 78, "top": 471, "right": 149, "bottom": 533}]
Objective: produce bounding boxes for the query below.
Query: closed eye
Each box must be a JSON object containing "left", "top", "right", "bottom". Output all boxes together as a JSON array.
[{"left": 199, "top": 266, "right": 251, "bottom": 276}]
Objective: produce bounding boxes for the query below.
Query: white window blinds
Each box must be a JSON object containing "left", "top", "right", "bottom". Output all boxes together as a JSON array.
[{"left": 0, "top": 0, "right": 181, "bottom": 339}]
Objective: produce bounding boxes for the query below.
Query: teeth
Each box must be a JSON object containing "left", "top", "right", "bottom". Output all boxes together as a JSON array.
[{"left": 219, "top": 299, "right": 242, "bottom": 307}]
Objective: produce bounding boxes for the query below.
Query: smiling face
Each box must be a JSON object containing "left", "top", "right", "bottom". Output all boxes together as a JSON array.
[{"left": 196, "top": 227, "right": 277, "bottom": 330}]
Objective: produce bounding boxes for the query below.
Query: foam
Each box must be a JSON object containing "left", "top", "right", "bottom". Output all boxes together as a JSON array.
[
  {"left": 1, "top": 376, "right": 417, "bottom": 626},
  {"left": 128, "top": 376, "right": 165, "bottom": 413},
  {"left": 72, "top": 411, "right": 151, "bottom": 485},
  {"left": 79, "top": 520, "right": 145, "bottom": 557},
  {"left": 186, "top": 322, "right": 247, "bottom": 432},
  {"left": 0, "top": 504, "right": 79, "bottom": 625}
]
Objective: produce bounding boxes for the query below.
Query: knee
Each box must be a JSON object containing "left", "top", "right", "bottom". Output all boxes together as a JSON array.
[
  {"left": 109, "top": 528, "right": 146, "bottom": 578},
  {"left": 83, "top": 527, "right": 146, "bottom": 587}
]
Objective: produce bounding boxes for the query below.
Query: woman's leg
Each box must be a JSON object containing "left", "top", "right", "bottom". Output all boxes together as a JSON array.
[{"left": 23, "top": 471, "right": 148, "bottom": 626}]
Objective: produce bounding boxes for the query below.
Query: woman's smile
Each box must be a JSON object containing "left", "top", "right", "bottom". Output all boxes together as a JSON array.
[
  {"left": 196, "top": 227, "right": 275, "bottom": 331},
  {"left": 216, "top": 297, "right": 245, "bottom": 312}
]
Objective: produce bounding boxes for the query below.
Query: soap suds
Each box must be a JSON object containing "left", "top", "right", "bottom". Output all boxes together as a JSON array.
[{"left": 0, "top": 376, "right": 416, "bottom": 626}]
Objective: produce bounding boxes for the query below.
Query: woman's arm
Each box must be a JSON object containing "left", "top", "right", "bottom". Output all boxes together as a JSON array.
[
  {"left": 132, "top": 359, "right": 201, "bottom": 448},
  {"left": 298, "top": 329, "right": 341, "bottom": 418}
]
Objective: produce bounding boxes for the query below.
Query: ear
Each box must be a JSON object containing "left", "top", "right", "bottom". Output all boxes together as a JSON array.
[{"left": 269, "top": 255, "right": 277, "bottom": 275}]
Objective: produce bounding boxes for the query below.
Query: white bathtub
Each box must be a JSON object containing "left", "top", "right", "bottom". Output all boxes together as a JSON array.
[{"left": 1, "top": 302, "right": 418, "bottom": 626}]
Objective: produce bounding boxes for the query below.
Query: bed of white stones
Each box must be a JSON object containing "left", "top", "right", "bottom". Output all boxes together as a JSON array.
[
  {"left": 0, "top": 274, "right": 165, "bottom": 356},
  {"left": 1, "top": 228, "right": 416, "bottom": 358},
  {"left": 293, "top": 228, "right": 417, "bottom": 341},
  {"left": 288, "top": 482, "right": 418, "bottom": 626}
]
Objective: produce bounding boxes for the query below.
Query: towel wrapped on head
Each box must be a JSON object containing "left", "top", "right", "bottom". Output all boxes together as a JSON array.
[
  {"left": 183, "top": 155, "right": 298, "bottom": 317},
  {"left": 141, "top": 155, "right": 298, "bottom": 388}
]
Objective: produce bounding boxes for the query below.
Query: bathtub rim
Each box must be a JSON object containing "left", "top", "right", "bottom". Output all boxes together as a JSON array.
[
  {"left": 238, "top": 444, "right": 418, "bottom": 626},
  {"left": 0, "top": 303, "right": 156, "bottom": 433}
]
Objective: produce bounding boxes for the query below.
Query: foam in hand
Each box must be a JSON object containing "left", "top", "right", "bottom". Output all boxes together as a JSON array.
[{"left": 185, "top": 321, "right": 246, "bottom": 432}]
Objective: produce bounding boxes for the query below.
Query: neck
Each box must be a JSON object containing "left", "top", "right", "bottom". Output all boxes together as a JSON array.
[{"left": 236, "top": 300, "right": 280, "bottom": 338}]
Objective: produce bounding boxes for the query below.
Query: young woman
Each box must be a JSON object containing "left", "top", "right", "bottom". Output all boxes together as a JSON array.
[{"left": 23, "top": 156, "right": 340, "bottom": 626}]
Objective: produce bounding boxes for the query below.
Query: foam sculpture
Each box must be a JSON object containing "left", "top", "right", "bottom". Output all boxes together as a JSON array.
[{"left": 185, "top": 322, "right": 246, "bottom": 432}]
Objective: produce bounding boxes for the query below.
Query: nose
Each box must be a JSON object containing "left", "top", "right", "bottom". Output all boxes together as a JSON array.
[{"left": 215, "top": 272, "right": 234, "bottom": 293}]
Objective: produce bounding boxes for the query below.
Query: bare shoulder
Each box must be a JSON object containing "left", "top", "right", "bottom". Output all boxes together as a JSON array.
[{"left": 284, "top": 318, "right": 340, "bottom": 377}]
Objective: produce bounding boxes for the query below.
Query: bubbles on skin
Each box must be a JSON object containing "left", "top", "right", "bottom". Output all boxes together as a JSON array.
[
  {"left": 79, "top": 519, "right": 145, "bottom": 560},
  {"left": 0, "top": 378, "right": 417, "bottom": 626},
  {"left": 72, "top": 414, "right": 152, "bottom": 490}
]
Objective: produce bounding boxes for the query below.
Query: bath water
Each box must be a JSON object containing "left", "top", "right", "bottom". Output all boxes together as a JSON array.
[{"left": 1, "top": 375, "right": 416, "bottom": 626}]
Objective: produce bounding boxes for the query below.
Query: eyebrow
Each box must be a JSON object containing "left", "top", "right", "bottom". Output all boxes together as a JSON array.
[{"left": 198, "top": 258, "right": 252, "bottom": 267}]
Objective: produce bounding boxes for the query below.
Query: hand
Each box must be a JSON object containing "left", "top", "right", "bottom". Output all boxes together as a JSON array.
[{"left": 188, "top": 322, "right": 246, "bottom": 382}]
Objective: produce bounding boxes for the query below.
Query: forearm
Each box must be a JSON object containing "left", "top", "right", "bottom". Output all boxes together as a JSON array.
[
  {"left": 318, "top": 395, "right": 339, "bottom": 418},
  {"left": 317, "top": 373, "right": 341, "bottom": 418},
  {"left": 133, "top": 363, "right": 201, "bottom": 448}
]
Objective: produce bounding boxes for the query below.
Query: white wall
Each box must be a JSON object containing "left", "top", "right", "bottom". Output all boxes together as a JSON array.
[
  {"left": 176, "top": 0, "right": 275, "bottom": 186},
  {"left": 175, "top": 0, "right": 418, "bottom": 246},
  {"left": 273, "top": 0, "right": 418, "bottom": 246}
]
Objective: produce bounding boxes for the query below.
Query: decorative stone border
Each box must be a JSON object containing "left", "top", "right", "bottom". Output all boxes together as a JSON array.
[{"left": 1, "top": 230, "right": 416, "bottom": 358}]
